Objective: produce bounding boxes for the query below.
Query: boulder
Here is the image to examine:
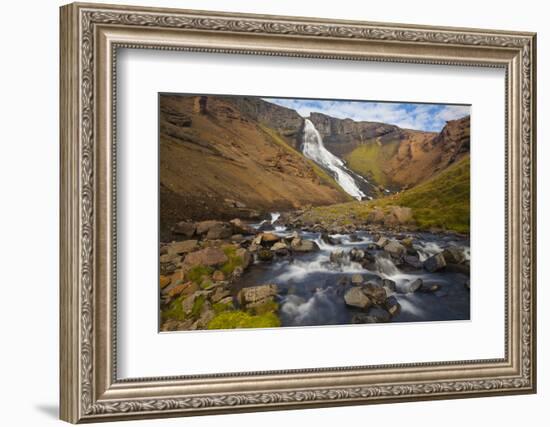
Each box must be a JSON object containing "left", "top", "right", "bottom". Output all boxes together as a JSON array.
[
  {"left": 232, "top": 266, "right": 244, "bottom": 278},
  {"left": 230, "top": 234, "right": 244, "bottom": 243},
  {"left": 401, "top": 237, "right": 414, "bottom": 248},
  {"left": 195, "top": 302, "right": 215, "bottom": 329},
  {"left": 385, "top": 296, "right": 400, "bottom": 316},
  {"left": 442, "top": 246, "right": 466, "bottom": 264},
  {"left": 344, "top": 287, "right": 371, "bottom": 309},
  {"left": 167, "top": 240, "right": 198, "bottom": 255},
  {"left": 376, "top": 236, "right": 390, "bottom": 248},
  {"left": 210, "top": 286, "right": 231, "bottom": 304},
  {"left": 170, "top": 269, "right": 185, "bottom": 285},
  {"left": 212, "top": 270, "right": 225, "bottom": 281},
  {"left": 384, "top": 240, "right": 407, "bottom": 258},
  {"left": 384, "top": 206, "right": 413, "bottom": 226},
  {"left": 159, "top": 275, "right": 171, "bottom": 289},
  {"left": 271, "top": 241, "right": 289, "bottom": 255},
  {"left": 235, "top": 248, "right": 252, "bottom": 269},
  {"left": 363, "top": 283, "right": 388, "bottom": 305},
  {"left": 172, "top": 221, "right": 196, "bottom": 238},
  {"left": 165, "top": 282, "right": 197, "bottom": 299},
  {"left": 320, "top": 232, "right": 340, "bottom": 245},
  {"left": 260, "top": 232, "right": 280, "bottom": 244},
  {"left": 380, "top": 278, "right": 397, "bottom": 293},
  {"left": 196, "top": 220, "right": 223, "bottom": 236},
  {"left": 406, "top": 278, "right": 423, "bottom": 293},
  {"left": 423, "top": 252, "right": 447, "bottom": 272},
  {"left": 160, "top": 253, "right": 180, "bottom": 264},
  {"left": 403, "top": 254, "right": 423, "bottom": 269},
  {"left": 183, "top": 247, "right": 228, "bottom": 268},
  {"left": 351, "top": 313, "right": 379, "bottom": 324},
  {"left": 229, "top": 218, "right": 255, "bottom": 235},
  {"left": 350, "top": 274, "right": 364, "bottom": 285},
  {"left": 205, "top": 223, "right": 233, "bottom": 240},
  {"left": 330, "top": 250, "right": 349, "bottom": 265},
  {"left": 291, "top": 238, "right": 319, "bottom": 252},
  {"left": 238, "top": 284, "right": 278, "bottom": 306},
  {"left": 349, "top": 248, "right": 365, "bottom": 262},
  {"left": 367, "top": 207, "right": 385, "bottom": 224},
  {"left": 257, "top": 248, "right": 274, "bottom": 262}
]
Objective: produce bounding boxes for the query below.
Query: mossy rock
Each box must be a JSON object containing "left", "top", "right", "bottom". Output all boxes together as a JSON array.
[{"left": 207, "top": 311, "right": 281, "bottom": 330}]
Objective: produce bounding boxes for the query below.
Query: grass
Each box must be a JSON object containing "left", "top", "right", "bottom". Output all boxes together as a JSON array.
[
  {"left": 344, "top": 139, "right": 400, "bottom": 187},
  {"left": 186, "top": 265, "right": 213, "bottom": 284},
  {"left": 301, "top": 156, "right": 470, "bottom": 233},
  {"left": 207, "top": 311, "right": 281, "bottom": 330},
  {"left": 190, "top": 294, "right": 206, "bottom": 319},
  {"left": 161, "top": 294, "right": 188, "bottom": 322},
  {"left": 260, "top": 125, "right": 353, "bottom": 200},
  {"left": 220, "top": 245, "right": 244, "bottom": 276},
  {"left": 212, "top": 301, "right": 235, "bottom": 314}
]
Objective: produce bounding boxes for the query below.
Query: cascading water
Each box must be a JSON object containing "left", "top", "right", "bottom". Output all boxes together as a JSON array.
[{"left": 302, "top": 119, "right": 366, "bottom": 200}]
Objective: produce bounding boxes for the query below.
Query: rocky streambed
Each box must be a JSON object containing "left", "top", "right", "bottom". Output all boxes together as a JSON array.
[{"left": 159, "top": 214, "right": 470, "bottom": 332}]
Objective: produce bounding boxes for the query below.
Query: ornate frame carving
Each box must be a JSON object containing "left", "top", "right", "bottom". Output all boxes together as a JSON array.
[{"left": 60, "top": 2, "right": 536, "bottom": 423}]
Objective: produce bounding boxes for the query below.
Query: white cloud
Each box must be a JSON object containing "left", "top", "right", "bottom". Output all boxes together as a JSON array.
[{"left": 264, "top": 98, "right": 470, "bottom": 132}]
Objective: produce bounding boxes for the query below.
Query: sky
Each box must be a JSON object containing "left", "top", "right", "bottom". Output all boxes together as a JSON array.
[{"left": 263, "top": 98, "right": 470, "bottom": 132}]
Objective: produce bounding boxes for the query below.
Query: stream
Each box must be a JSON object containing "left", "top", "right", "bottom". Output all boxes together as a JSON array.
[{"left": 233, "top": 214, "right": 470, "bottom": 327}]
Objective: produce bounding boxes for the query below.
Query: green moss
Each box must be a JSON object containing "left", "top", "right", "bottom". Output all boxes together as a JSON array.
[
  {"left": 190, "top": 294, "right": 206, "bottom": 319},
  {"left": 344, "top": 139, "right": 400, "bottom": 186},
  {"left": 161, "top": 295, "right": 188, "bottom": 322},
  {"left": 186, "top": 265, "right": 213, "bottom": 284},
  {"left": 207, "top": 311, "right": 281, "bottom": 330},
  {"left": 212, "top": 301, "right": 234, "bottom": 314},
  {"left": 246, "top": 300, "right": 278, "bottom": 316},
  {"left": 220, "top": 245, "right": 244, "bottom": 276}
]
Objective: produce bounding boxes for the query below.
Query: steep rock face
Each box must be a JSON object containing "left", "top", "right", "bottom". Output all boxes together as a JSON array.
[
  {"left": 312, "top": 112, "right": 472, "bottom": 190},
  {"left": 159, "top": 95, "right": 349, "bottom": 237},
  {"left": 308, "top": 112, "right": 404, "bottom": 157},
  {"left": 222, "top": 96, "right": 304, "bottom": 148}
]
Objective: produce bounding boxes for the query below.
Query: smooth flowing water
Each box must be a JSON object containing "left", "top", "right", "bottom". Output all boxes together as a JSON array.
[{"left": 235, "top": 219, "right": 470, "bottom": 327}]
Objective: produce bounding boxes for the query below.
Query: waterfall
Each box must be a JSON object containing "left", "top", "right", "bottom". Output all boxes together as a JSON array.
[
  {"left": 302, "top": 119, "right": 365, "bottom": 200},
  {"left": 270, "top": 212, "right": 281, "bottom": 224}
]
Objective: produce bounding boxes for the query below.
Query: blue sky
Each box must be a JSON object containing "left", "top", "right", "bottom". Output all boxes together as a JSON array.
[{"left": 263, "top": 98, "right": 470, "bottom": 132}]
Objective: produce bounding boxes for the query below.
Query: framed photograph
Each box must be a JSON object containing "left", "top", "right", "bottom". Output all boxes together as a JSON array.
[{"left": 60, "top": 2, "right": 537, "bottom": 423}]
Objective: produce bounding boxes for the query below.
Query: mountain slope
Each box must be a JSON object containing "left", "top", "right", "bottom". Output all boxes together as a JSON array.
[
  {"left": 297, "top": 155, "right": 470, "bottom": 233},
  {"left": 159, "top": 95, "right": 350, "bottom": 234},
  {"left": 309, "top": 112, "right": 470, "bottom": 191}
]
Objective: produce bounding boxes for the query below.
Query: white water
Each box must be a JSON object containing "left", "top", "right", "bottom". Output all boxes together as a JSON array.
[
  {"left": 270, "top": 212, "right": 281, "bottom": 224},
  {"left": 302, "top": 119, "right": 366, "bottom": 200}
]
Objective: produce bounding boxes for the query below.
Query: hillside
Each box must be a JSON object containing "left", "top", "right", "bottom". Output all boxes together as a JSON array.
[
  {"left": 309, "top": 112, "right": 470, "bottom": 190},
  {"left": 159, "top": 95, "right": 350, "bottom": 236},
  {"left": 296, "top": 155, "right": 470, "bottom": 233}
]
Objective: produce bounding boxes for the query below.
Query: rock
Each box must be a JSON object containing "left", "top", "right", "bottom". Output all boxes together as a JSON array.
[
  {"left": 320, "top": 232, "right": 340, "bottom": 245},
  {"left": 211, "top": 286, "right": 231, "bottom": 303},
  {"left": 232, "top": 266, "right": 244, "bottom": 278},
  {"left": 271, "top": 241, "right": 289, "bottom": 255},
  {"left": 384, "top": 206, "right": 413, "bottom": 226},
  {"left": 344, "top": 287, "right": 371, "bottom": 309},
  {"left": 367, "top": 208, "right": 385, "bottom": 224},
  {"left": 159, "top": 275, "right": 171, "bottom": 289},
  {"left": 172, "top": 221, "right": 196, "bottom": 238},
  {"left": 445, "top": 263, "right": 470, "bottom": 275},
  {"left": 350, "top": 274, "right": 364, "bottom": 285},
  {"left": 406, "top": 278, "right": 423, "bottom": 293},
  {"left": 401, "top": 237, "right": 414, "bottom": 248},
  {"left": 351, "top": 313, "right": 379, "bottom": 324},
  {"left": 384, "top": 240, "right": 406, "bottom": 258},
  {"left": 363, "top": 283, "right": 388, "bottom": 305},
  {"left": 423, "top": 252, "right": 447, "bottom": 272},
  {"left": 217, "top": 296, "right": 234, "bottom": 306},
  {"left": 260, "top": 232, "right": 280, "bottom": 244},
  {"left": 235, "top": 248, "right": 252, "bottom": 269},
  {"left": 420, "top": 283, "right": 442, "bottom": 293},
  {"left": 167, "top": 240, "right": 198, "bottom": 255},
  {"left": 385, "top": 296, "right": 400, "bottom": 316},
  {"left": 349, "top": 248, "right": 365, "bottom": 262},
  {"left": 291, "top": 238, "right": 319, "bottom": 252},
  {"left": 205, "top": 223, "right": 233, "bottom": 240},
  {"left": 465, "top": 279, "right": 470, "bottom": 290},
  {"left": 196, "top": 220, "right": 223, "bottom": 236},
  {"left": 212, "top": 270, "right": 225, "bottom": 281},
  {"left": 170, "top": 269, "right": 185, "bottom": 285},
  {"left": 238, "top": 284, "right": 278, "bottom": 306},
  {"left": 337, "top": 276, "right": 350, "bottom": 286},
  {"left": 442, "top": 246, "right": 466, "bottom": 264},
  {"left": 376, "top": 236, "right": 390, "bottom": 248},
  {"left": 330, "top": 250, "right": 349, "bottom": 265},
  {"left": 230, "top": 234, "right": 244, "bottom": 243},
  {"left": 195, "top": 302, "right": 215, "bottom": 329},
  {"left": 165, "top": 282, "right": 197, "bottom": 298},
  {"left": 160, "top": 253, "right": 180, "bottom": 264},
  {"left": 257, "top": 248, "right": 274, "bottom": 262},
  {"left": 380, "top": 278, "right": 397, "bottom": 292},
  {"left": 252, "top": 235, "right": 263, "bottom": 246},
  {"left": 183, "top": 247, "right": 228, "bottom": 267},
  {"left": 403, "top": 254, "right": 423, "bottom": 269},
  {"left": 368, "top": 307, "right": 392, "bottom": 322}
]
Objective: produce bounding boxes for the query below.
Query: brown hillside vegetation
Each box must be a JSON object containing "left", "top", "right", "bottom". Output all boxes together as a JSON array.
[
  {"left": 159, "top": 95, "right": 349, "bottom": 235},
  {"left": 310, "top": 112, "right": 470, "bottom": 190}
]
